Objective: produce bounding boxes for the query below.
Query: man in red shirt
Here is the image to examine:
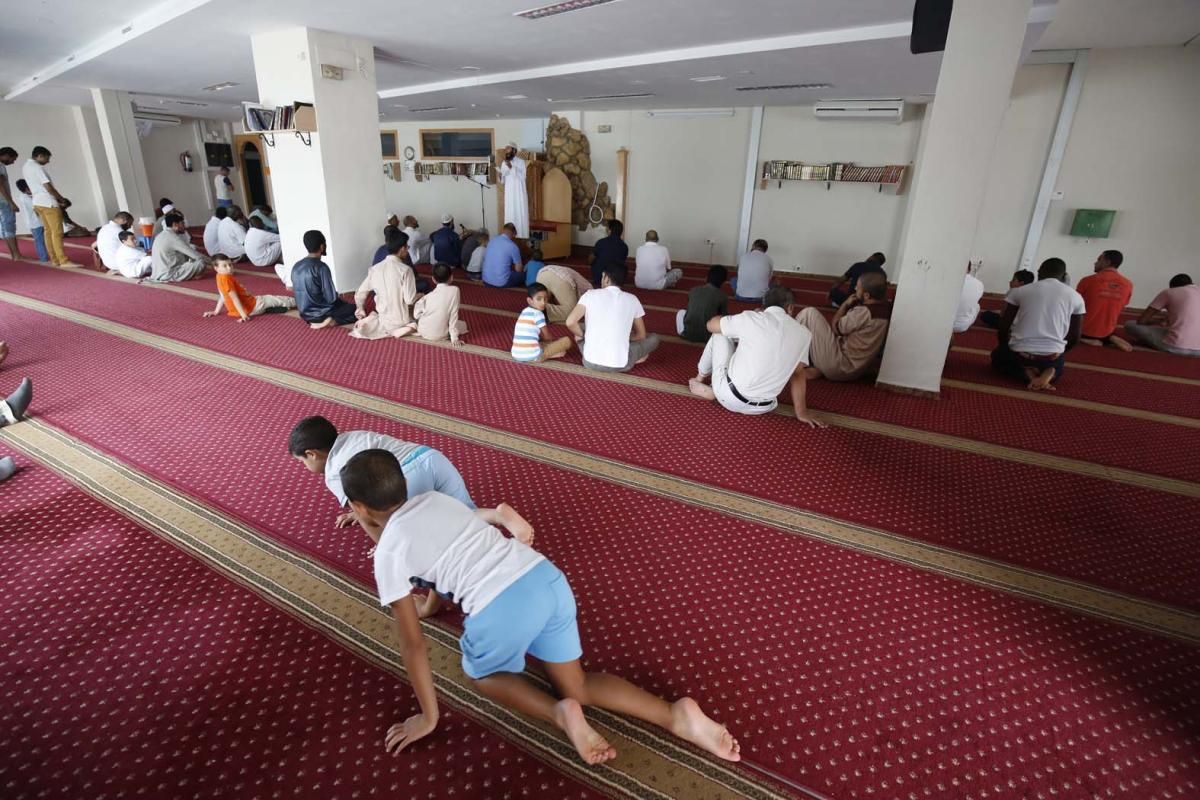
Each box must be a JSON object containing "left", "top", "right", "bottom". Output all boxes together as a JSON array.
[{"left": 1076, "top": 250, "right": 1133, "bottom": 351}]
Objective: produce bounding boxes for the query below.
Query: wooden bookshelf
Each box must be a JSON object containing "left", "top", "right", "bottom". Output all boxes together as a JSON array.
[
  {"left": 243, "top": 102, "right": 316, "bottom": 147},
  {"left": 759, "top": 160, "right": 909, "bottom": 192},
  {"left": 413, "top": 160, "right": 494, "bottom": 184}
]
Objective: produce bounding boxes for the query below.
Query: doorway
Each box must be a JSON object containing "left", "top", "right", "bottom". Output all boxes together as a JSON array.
[{"left": 233, "top": 134, "right": 272, "bottom": 210}]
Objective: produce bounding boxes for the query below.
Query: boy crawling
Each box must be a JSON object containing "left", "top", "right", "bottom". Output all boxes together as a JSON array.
[{"left": 340, "top": 448, "right": 741, "bottom": 765}]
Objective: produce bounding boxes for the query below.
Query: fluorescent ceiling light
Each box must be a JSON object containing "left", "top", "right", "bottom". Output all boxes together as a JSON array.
[
  {"left": 503, "top": 94, "right": 529, "bottom": 100},
  {"left": 645, "top": 108, "right": 735, "bottom": 118},
  {"left": 515, "top": 0, "right": 621, "bottom": 20},
  {"left": 547, "top": 92, "right": 653, "bottom": 104},
  {"left": 459, "top": 66, "right": 482, "bottom": 71},
  {"left": 689, "top": 76, "right": 726, "bottom": 83},
  {"left": 201, "top": 82, "right": 238, "bottom": 92},
  {"left": 736, "top": 83, "right": 832, "bottom": 91}
]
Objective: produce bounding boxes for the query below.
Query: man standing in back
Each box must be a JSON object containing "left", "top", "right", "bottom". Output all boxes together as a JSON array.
[
  {"left": 732, "top": 239, "right": 773, "bottom": 302},
  {"left": 214, "top": 166, "right": 235, "bottom": 208},
  {"left": 0, "top": 146, "right": 19, "bottom": 261},
  {"left": 566, "top": 264, "right": 660, "bottom": 372},
  {"left": 1076, "top": 250, "right": 1133, "bottom": 351},
  {"left": 635, "top": 229, "right": 682, "bottom": 290},
  {"left": 22, "top": 146, "right": 77, "bottom": 267},
  {"left": 991, "top": 258, "right": 1085, "bottom": 391}
]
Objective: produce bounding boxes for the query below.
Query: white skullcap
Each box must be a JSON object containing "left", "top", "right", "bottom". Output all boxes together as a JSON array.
[
  {"left": 441, "top": 213, "right": 453, "bottom": 224},
  {"left": 161, "top": 204, "right": 175, "bottom": 213}
]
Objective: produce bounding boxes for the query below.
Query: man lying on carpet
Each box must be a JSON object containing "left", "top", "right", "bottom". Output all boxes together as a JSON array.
[
  {"left": 292, "top": 230, "right": 357, "bottom": 329},
  {"left": 338, "top": 448, "right": 741, "bottom": 766},
  {"left": 0, "top": 344, "right": 32, "bottom": 483},
  {"left": 288, "top": 414, "right": 474, "bottom": 550},
  {"left": 688, "top": 286, "right": 824, "bottom": 427},
  {"left": 991, "top": 257, "right": 1085, "bottom": 391},
  {"left": 202, "top": 254, "right": 295, "bottom": 323}
]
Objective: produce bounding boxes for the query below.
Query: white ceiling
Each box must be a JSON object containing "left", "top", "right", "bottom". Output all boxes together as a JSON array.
[
  {"left": 1037, "top": 0, "right": 1200, "bottom": 50},
  {"left": 1, "top": 0, "right": 1193, "bottom": 124}
]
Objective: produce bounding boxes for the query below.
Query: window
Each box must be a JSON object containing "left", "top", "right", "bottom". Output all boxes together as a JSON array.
[
  {"left": 419, "top": 128, "right": 494, "bottom": 160},
  {"left": 380, "top": 130, "right": 399, "bottom": 161}
]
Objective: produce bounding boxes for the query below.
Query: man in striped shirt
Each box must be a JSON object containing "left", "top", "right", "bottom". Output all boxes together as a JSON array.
[{"left": 512, "top": 283, "right": 572, "bottom": 363}]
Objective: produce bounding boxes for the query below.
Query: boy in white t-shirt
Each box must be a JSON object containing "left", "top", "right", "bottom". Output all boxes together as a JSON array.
[
  {"left": 339, "top": 448, "right": 741, "bottom": 765},
  {"left": 565, "top": 263, "right": 660, "bottom": 372},
  {"left": 991, "top": 258, "right": 1085, "bottom": 391}
]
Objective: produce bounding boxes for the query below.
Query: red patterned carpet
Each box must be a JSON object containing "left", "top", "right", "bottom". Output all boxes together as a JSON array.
[
  {"left": 0, "top": 459, "right": 603, "bottom": 800},
  {"left": 2, "top": 267, "right": 1199, "bottom": 609},
  {"left": 3, "top": 255, "right": 1200, "bottom": 799}
]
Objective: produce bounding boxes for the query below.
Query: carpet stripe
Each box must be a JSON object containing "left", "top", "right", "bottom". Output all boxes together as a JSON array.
[
  {"left": 2, "top": 293, "right": 1197, "bottom": 643},
  {"left": 6, "top": 272, "right": 1199, "bottom": 497},
  {"left": 2, "top": 419, "right": 796, "bottom": 800}
]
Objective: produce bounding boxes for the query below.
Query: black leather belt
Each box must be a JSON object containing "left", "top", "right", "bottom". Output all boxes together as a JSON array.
[{"left": 727, "top": 381, "right": 774, "bottom": 407}]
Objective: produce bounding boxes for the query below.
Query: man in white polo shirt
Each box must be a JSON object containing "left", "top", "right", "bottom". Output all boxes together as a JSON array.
[
  {"left": 634, "top": 229, "right": 682, "bottom": 290},
  {"left": 214, "top": 166, "right": 234, "bottom": 208},
  {"left": 566, "top": 263, "right": 660, "bottom": 372},
  {"left": 991, "top": 257, "right": 1085, "bottom": 391},
  {"left": 688, "top": 286, "right": 823, "bottom": 427}
]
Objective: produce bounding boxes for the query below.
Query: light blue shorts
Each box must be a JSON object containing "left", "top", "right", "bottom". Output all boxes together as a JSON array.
[
  {"left": 400, "top": 446, "right": 475, "bottom": 510},
  {"left": 460, "top": 560, "right": 582, "bottom": 679},
  {"left": 0, "top": 201, "right": 15, "bottom": 239}
]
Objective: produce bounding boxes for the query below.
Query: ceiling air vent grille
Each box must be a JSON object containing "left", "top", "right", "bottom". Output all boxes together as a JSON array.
[{"left": 515, "top": 0, "right": 620, "bottom": 20}]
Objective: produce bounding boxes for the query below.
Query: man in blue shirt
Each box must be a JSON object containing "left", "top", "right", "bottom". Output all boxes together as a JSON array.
[
  {"left": 292, "top": 230, "right": 357, "bottom": 329},
  {"left": 430, "top": 213, "right": 462, "bottom": 268},
  {"left": 590, "top": 218, "right": 628, "bottom": 286},
  {"left": 481, "top": 223, "right": 524, "bottom": 288}
]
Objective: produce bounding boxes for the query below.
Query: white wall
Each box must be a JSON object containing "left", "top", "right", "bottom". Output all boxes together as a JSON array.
[
  {"left": 1034, "top": 46, "right": 1200, "bottom": 306},
  {"left": 750, "top": 105, "right": 926, "bottom": 275},
  {"left": 0, "top": 100, "right": 107, "bottom": 232},
  {"left": 971, "top": 63, "right": 1070, "bottom": 294},
  {"left": 140, "top": 121, "right": 212, "bottom": 222}
]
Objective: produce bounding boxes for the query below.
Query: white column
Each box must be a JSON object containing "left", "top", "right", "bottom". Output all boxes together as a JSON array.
[
  {"left": 876, "top": 0, "right": 1032, "bottom": 395},
  {"left": 71, "top": 105, "right": 118, "bottom": 222},
  {"left": 251, "top": 28, "right": 386, "bottom": 290},
  {"left": 90, "top": 88, "right": 155, "bottom": 218}
]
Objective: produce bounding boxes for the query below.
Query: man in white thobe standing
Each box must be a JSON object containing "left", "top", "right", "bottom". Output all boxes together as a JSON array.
[{"left": 499, "top": 142, "right": 529, "bottom": 239}]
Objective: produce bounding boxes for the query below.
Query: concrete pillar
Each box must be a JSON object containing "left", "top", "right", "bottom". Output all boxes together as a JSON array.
[
  {"left": 251, "top": 28, "right": 386, "bottom": 290},
  {"left": 90, "top": 88, "right": 155, "bottom": 218},
  {"left": 71, "top": 105, "right": 118, "bottom": 223},
  {"left": 876, "top": 0, "right": 1032, "bottom": 395}
]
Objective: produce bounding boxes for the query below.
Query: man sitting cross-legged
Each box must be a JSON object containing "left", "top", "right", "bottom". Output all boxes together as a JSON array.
[
  {"left": 337, "top": 447, "right": 741, "bottom": 765},
  {"left": 688, "top": 286, "right": 823, "bottom": 427},
  {"left": 991, "top": 257, "right": 1085, "bottom": 391},
  {"left": 795, "top": 271, "right": 891, "bottom": 384},
  {"left": 1076, "top": 249, "right": 1133, "bottom": 351},
  {"left": 149, "top": 211, "right": 209, "bottom": 282},
  {"left": 292, "top": 229, "right": 357, "bottom": 329},
  {"left": 1124, "top": 273, "right": 1200, "bottom": 357},
  {"left": 244, "top": 215, "right": 282, "bottom": 268},
  {"left": 676, "top": 265, "right": 729, "bottom": 343},
  {"left": 566, "top": 263, "right": 660, "bottom": 373},
  {"left": 112, "top": 230, "right": 153, "bottom": 279},
  {"left": 351, "top": 231, "right": 419, "bottom": 340}
]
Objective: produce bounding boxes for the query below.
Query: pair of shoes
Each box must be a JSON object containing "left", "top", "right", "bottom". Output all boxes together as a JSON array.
[{"left": 0, "top": 378, "right": 32, "bottom": 426}]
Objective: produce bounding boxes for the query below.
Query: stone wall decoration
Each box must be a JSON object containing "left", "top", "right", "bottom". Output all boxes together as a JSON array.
[{"left": 545, "top": 114, "right": 615, "bottom": 231}]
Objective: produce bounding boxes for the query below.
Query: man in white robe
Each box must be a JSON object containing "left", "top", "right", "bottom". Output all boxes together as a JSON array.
[
  {"left": 113, "top": 230, "right": 153, "bottom": 278},
  {"left": 96, "top": 211, "right": 133, "bottom": 269},
  {"left": 203, "top": 208, "right": 227, "bottom": 256},
  {"left": 499, "top": 142, "right": 529, "bottom": 239}
]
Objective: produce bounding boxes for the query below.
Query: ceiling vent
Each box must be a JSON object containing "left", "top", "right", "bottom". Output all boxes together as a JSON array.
[
  {"left": 373, "top": 49, "right": 434, "bottom": 70},
  {"left": 515, "top": 0, "right": 620, "bottom": 20},
  {"left": 132, "top": 111, "right": 182, "bottom": 127},
  {"left": 736, "top": 83, "right": 832, "bottom": 92},
  {"left": 409, "top": 105, "right": 457, "bottom": 113},
  {"left": 813, "top": 99, "right": 905, "bottom": 122}
]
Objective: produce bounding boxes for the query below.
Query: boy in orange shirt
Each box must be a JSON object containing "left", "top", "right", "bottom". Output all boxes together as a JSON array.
[
  {"left": 202, "top": 253, "right": 295, "bottom": 323},
  {"left": 1076, "top": 250, "right": 1133, "bottom": 351}
]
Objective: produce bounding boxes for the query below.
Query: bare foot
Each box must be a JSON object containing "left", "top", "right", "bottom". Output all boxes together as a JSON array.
[
  {"left": 1080, "top": 338, "right": 1101, "bottom": 347},
  {"left": 688, "top": 378, "right": 716, "bottom": 400},
  {"left": 803, "top": 366, "right": 822, "bottom": 380},
  {"left": 545, "top": 351, "right": 567, "bottom": 360},
  {"left": 391, "top": 325, "right": 415, "bottom": 339},
  {"left": 554, "top": 699, "right": 616, "bottom": 765},
  {"left": 309, "top": 318, "right": 335, "bottom": 330},
  {"left": 1028, "top": 369, "right": 1056, "bottom": 392},
  {"left": 670, "top": 697, "right": 741, "bottom": 762},
  {"left": 60, "top": 262, "right": 81, "bottom": 268},
  {"left": 1109, "top": 336, "right": 1133, "bottom": 352}
]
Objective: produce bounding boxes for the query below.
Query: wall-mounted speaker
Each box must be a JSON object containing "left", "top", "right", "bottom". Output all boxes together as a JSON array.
[{"left": 911, "top": 0, "right": 953, "bottom": 54}]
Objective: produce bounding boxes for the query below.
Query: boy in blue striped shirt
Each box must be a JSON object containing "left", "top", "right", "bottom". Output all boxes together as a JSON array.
[{"left": 512, "top": 283, "right": 572, "bottom": 363}]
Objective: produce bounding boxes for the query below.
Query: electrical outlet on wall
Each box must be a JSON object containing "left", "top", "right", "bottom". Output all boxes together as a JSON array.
[{"left": 705, "top": 238, "right": 716, "bottom": 245}]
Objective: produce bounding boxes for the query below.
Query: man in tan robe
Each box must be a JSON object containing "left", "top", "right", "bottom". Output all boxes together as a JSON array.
[
  {"left": 536, "top": 264, "right": 594, "bottom": 324},
  {"left": 350, "top": 234, "right": 419, "bottom": 340},
  {"left": 795, "top": 271, "right": 891, "bottom": 382}
]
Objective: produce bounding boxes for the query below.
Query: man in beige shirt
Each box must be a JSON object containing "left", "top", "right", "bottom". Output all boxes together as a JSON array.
[
  {"left": 795, "top": 271, "right": 891, "bottom": 381},
  {"left": 536, "top": 263, "right": 595, "bottom": 323},
  {"left": 396, "top": 263, "right": 468, "bottom": 345},
  {"left": 350, "top": 234, "right": 418, "bottom": 340}
]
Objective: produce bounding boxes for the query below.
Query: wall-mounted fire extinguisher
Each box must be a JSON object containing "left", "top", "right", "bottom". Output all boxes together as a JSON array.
[{"left": 180, "top": 151, "right": 194, "bottom": 172}]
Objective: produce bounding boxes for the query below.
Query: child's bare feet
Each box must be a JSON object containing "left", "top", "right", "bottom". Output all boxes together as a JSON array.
[
  {"left": 688, "top": 378, "right": 715, "bottom": 400},
  {"left": 670, "top": 697, "right": 741, "bottom": 762},
  {"left": 309, "top": 318, "right": 335, "bottom": 330},
  {"left": 554, "top": 699, "right": 616, "bottom": 765},
  {"left": 1028, "top": 368, "right": 1056, "bottom": 391},
  {"left": 1109, "top": 335, "right": 1133, "bottom": 352},
  {"left": 391, "top": 324, "right": 415, "bottom": 339},
  {"left": 1080, "top": 337, "right": 1101, "bottom": 347}
]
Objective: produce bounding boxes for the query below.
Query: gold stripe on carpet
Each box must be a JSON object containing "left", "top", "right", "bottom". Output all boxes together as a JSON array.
[
  {"left": 2, "top": 419, "right": 790, "bottom": 800},
  {"left": 2, "top": 292, "right": 1197, "bottom": 645}
]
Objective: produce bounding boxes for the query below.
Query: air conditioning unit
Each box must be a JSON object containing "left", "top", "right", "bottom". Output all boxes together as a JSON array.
[
  {"left": 132, "top": 110, "right": 182, "bottom": 127},
  {"left": 813, "top": 99, "right": 905, "bottom": 123}
]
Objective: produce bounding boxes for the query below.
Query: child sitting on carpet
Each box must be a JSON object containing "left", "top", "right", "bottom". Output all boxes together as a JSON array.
[
  {"left": 202, "top": 253, "right": 295, "bottom": 323},
  {"left": 391, "top": 263, "right": 468, "bottom": 345},
  {"left": 511, "top": 283, "right": 572, "bottom": 363},
  {"left": 112, "top": 230, "right": 152, "bottom": 279},
  {"left": 339, "top": 448, "right": 741, "bottom": 765},
  {"left": 524, "top": 246, "right": 545, "bottom": 287}
]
